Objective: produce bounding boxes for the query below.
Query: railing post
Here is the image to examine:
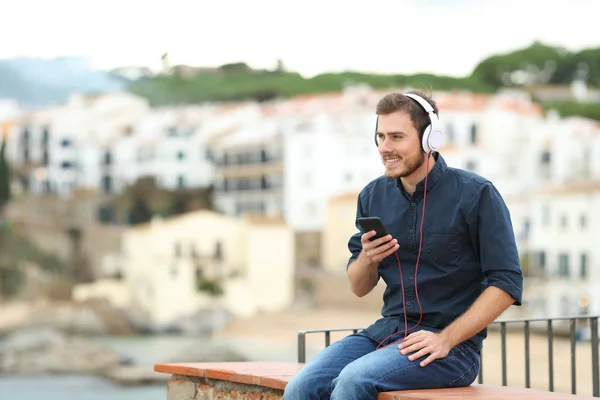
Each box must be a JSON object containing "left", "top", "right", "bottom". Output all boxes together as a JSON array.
[
  {"left": 501, "top": 322, "right": 507, "bottom": 386},
  {"left": 591, "top": 317, "right": 599, "bottom": 397},
  {"left": 569, "top": 319, "right": 576, "bottom": 395},
  {"left": 478, "top": 352, "right": 483, "bottom": 384},
  {"left": 524, "top": 321, "right": 531, "bottom": 389},
  {"left": 298, "top": 331, "right": 306, "bottom": 363},
  {"left": 547, "top": 320, "right": 554, "bottom": 392}
]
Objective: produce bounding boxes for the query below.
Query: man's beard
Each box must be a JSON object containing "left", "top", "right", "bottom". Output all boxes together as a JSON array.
[{"left": 384, "top": 151, "right": 425, "bottom": 179}]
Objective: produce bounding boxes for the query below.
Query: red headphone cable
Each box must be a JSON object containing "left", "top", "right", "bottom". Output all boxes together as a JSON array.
[{"left": 376, "top": 152, "right": 431, "bottom": 350}]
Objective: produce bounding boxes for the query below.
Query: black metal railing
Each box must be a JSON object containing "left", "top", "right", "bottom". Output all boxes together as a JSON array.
[{"left": 297, "top": 315, "right": 600, "bottom": 397}]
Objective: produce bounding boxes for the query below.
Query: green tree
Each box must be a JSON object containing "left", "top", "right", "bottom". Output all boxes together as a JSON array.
[
  {"left": 0, "top": 128, "right": 11, "bottom": 299},
  {"left": 0, "top": 131, "right": 10, "bottom": 214},
  {"left": 472, "top": 41, "right": 572, "bottom": 89}
]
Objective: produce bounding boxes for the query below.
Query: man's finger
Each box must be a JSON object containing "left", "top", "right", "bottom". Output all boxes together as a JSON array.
[
  {"left": 383, "top": 242, "right": 400, "bottom": 255},
  {"left": 398, "top": 337, "right": 416, "bottom": 349},
  {"left": 400, "top": 342, "right": 425, "bottom": 355},
  {"left": 420, "top": 353, "right": 438, "bottom": 367},
  {"left": 408, "top": 347, "right": 430, "bottom": 362},
  {"left": 371, "top": 234, "right": 393, "bottom": 247}
]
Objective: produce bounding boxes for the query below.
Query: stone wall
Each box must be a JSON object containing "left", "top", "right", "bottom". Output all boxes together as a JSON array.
[{"left": 167, "top": 376, "right": 283, "bottom": 400}]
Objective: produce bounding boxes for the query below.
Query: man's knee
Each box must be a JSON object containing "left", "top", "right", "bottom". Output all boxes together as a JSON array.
[
  {"left": 283, "top": 369, "right": 328, "bottom": 400},
  {"left": 282, "top": 375, "right": 303, "bottom": 400},
  {"left": 330, "top": 363, "right": 374, "bottom": 399}
]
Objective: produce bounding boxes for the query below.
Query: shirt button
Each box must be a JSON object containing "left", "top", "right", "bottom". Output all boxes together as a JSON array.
[
  {"left": 411, "top": 202, "right": 416, "bottom": 207},
  {"left": 409, "top": 228, "right": 414, "bottom": 233},
  {"left": 406, "top": 301, "right": 411, "bottom": 306},
  {"left": 409, "top": 276, "right": 414, "bottom": 281}
]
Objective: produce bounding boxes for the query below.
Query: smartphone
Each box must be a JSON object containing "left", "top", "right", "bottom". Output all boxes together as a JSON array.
[{"left": 357, "top": 217, "right": 389, "bottom": 241}]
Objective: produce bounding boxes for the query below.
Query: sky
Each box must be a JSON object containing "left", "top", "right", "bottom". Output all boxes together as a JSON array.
[{"left": 2, "top": 0, "right": 599, "bottom": 77}]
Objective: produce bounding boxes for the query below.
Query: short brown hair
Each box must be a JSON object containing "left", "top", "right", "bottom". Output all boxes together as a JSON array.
[{"left": 375, "top": 90, "right": 439, "bottom": 136}]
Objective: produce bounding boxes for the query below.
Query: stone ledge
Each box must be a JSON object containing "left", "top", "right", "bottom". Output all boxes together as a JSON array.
[
  {"left": 380, "top": 385, "right": 598, "bottom": 399},
  {"left": 154, "top": 361, "right": 303, "bottom": 391},
  {"left": 154, "top": 361, "right": 597, "bottom": 399}
]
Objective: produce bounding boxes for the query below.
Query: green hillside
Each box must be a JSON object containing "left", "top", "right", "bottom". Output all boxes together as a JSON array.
[{"left": 126, "top": 41, "right": 600, "bottom": 120}]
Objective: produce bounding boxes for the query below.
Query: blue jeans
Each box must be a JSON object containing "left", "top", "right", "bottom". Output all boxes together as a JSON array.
[{"left": 283, "top": 331, "right": 480, "bottom": 400}]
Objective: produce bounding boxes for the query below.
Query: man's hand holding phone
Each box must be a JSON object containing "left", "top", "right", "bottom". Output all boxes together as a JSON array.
[{"left": 360, "top": 231, "right": 399, "bottom": 264}]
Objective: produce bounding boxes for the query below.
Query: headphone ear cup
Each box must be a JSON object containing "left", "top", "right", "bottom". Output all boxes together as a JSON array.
[
  {"left": 421, "top": 124, "right": 432, "bottom": 153},
  {"left": 428, "top": 129, "right": 444, "bottom": 152}
]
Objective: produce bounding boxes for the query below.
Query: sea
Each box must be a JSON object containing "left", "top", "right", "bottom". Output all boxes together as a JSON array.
[{"left": 0, "top": 334, "right": 300, "bottom": 400}]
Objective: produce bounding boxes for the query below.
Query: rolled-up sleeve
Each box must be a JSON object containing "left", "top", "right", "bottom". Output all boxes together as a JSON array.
[
  {"left": 347, "top": 190, "right": 367, "bottom": 269},
  {"left": 467, "top": 181, "right": 523, "bottom": 305}
]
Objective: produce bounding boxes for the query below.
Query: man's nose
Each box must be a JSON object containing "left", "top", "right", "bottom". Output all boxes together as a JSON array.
[{"left": 378, "top": 136, "right": 391, "bottom": 152}]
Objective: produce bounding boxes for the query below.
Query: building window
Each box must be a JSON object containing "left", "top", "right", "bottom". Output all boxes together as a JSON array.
[
  {"left": 41, "top": 127, "right": 50, "bottom": 144},
  {"left": 580, "top": 253, "right": 588, "bottom": 278},
  {"left": 582, "top": 148, "right": 591, "bottom": 177},
  {"left": 21, "top": 127, "right": 30, "bottom": 142},
  {"left": 469, "top": 124, "right": 478, "bottom": 144},
  {"left": 61, "top": 161, "right": 73, "bottom": 169},
  {"left": 101, "top": 175, "right": 113, "bottom": 194},
  {"left": 466, "top": 160, "right": 477, "bottom": 172},
  {"left": 541, "top": 150, "right": 551, "bottom": 164},
  {"left": 177, "top": 151, "right": 185, "bottom": 161},
  {"left": 536, "top": 251, "right": 546, "bottom": 275},
  {"left": 445, "top": 123, "right": 454, "bottom": 144},
  {"left": 60, "top": 138, "right": 71, "bottom": 147},
  {"left": 558, "top": 253, "right": 569, "bottom": 277},
  {"left": 177, "top": 175, "right": 185, "bottom": 188},
  {"left": 103, "top": 151, "right": 112, "bottom": 165},
  {"left": 580, "top": 215, "right": 587, "bottom": 228},
  {"left": 560, "top": 215, "right": 568, "bottom": 228},
  {"left": 214, "top": 241, "right": 223, "bottom": 262},
  {"left": 97, "top": 205, "right": 116, "bottom": 223}
]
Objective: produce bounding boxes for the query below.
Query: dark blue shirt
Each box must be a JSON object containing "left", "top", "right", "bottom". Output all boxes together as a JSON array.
[{"left": 347, "top": 153, "right": 523, "bottom": 351}]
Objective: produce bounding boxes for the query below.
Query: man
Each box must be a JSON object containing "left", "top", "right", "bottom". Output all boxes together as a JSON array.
[{"left": 283, "top": 91, "right": 523, "bottom": 399}]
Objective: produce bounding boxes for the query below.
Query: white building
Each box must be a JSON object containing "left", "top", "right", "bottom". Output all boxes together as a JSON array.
[
  {"left": 6, "top": 92, "right": 150, "bottom": 196},
  {"left": 503, "top": 113, "right": 600, "bottom": 319},
  {"left": 74, "top": 209, "right": 296, "bottom": 331},
  {"left": 5, "top": 93, "right": 252, "bottom": 197},
  {"left": 210, "top": 86, "right": 385, "bottom": 231},
  {"left": 432, "top": 89, "right": 546, "bottom": 198},
  {"left": 282, "top": 91, "right": 383, "bottom": 232},
  {"left": 110, "top": 105, "right": 216, "bottom": 192}
]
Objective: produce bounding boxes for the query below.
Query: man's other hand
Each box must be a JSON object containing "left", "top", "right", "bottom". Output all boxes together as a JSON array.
[{"left": 398, "top": 330, "right": 452, "bottom": 367}]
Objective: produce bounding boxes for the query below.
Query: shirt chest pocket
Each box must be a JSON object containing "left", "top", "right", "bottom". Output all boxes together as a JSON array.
[{"left": 425, "top": 226, "right": 462, "bottom": 265}]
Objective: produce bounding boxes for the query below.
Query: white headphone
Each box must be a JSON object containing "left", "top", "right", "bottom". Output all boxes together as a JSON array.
[
  {"left": 374, "top": 93, "right": 444, "bottom": 153},
  {"left": 403, "top": 93, "right": 444, "bottom": 153}
]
